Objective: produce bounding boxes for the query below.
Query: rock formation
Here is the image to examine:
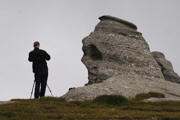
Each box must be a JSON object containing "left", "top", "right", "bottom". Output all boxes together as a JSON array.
[{"left": 62, "top": 15, "right": 180, "bottom": 101}]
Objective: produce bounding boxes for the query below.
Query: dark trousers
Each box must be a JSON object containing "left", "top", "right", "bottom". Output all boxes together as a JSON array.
[{"left": 34, "top": 72, "right": 48, "bottom": 98}]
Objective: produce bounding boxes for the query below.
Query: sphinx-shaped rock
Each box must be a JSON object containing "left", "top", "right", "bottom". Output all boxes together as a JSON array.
[
  {"left": 82, "top": 15, "right": 163, "bottom": 84},
  {"left": 62, "top": 15, "right": 180, "bottom": 101}
]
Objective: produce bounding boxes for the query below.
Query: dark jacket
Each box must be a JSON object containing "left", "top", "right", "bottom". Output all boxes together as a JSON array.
[{"left": 28, "top": 48, "right": 50, "bottom": 74}]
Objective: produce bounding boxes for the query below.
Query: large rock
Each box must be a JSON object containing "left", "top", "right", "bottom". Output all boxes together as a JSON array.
[
  {"left": 152, "top": 51, "right": 180, "bottom": 83},
  {"left": 62, "top": 15, "right": 180, "bottom": 101},
  {"left": 82, "top": 15, "right": 163, "bottom": 84}
]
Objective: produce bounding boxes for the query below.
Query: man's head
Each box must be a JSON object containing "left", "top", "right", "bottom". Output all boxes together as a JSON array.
[{"left": 33, "top": 41, "right": 40, "bottom": 48}]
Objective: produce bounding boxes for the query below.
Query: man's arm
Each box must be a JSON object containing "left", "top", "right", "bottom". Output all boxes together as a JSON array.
[
  {"left": 28, "top": 52, "right": 34, "bottom": 62},
  {"left": 44, "top": 51, "right": 51, "bottom": 61}
]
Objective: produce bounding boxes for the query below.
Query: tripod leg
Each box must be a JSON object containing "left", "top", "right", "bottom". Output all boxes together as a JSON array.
[
  {"left": 30, "top": 81, "right": 35, "bottom": 99},
  {"left": 47, "top": 84, "right": 53, "bottom": 97}
]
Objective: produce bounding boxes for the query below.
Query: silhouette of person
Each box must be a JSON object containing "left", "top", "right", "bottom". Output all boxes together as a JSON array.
[{"left": 28, "top": 41, "right": 51, "bottom": 98}]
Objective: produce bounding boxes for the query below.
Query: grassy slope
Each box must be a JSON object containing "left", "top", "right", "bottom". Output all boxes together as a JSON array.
[{"left": 0, "top": 95, "right": 180, "bottom": 120}]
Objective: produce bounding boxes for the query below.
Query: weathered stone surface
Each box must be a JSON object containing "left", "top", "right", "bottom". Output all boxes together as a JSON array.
[
  {"left": 152, "top": 51, "right": 180, "bottom": 83},
  {"left": 62, "top": 15, "right": 180, "bottom": 101}
]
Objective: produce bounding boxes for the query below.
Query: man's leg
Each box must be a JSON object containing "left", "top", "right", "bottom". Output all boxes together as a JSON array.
[
  {"left": 40, "top": 73, "right": 48, "bottom": 97},
  {"left": 34, "top": 73, "right": 41, "bottom": 98}
]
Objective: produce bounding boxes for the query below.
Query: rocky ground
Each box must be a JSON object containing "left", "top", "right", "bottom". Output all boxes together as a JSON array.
[{"left": 63, "top": 75, "right": 180, "bottom": 101}]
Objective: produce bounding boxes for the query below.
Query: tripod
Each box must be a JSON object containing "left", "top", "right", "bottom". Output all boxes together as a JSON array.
[{"left": 30, "top": 81, "right": 54, "bottom": 99}]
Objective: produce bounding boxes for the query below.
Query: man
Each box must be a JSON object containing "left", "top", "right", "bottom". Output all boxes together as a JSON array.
[{"left": 28, "top": 41, "right": 51, "bottom": 98}]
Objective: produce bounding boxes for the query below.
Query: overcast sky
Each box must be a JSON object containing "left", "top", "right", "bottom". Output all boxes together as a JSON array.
[{"left": 0, "top": 0, "right": 180, "bottom": 101}]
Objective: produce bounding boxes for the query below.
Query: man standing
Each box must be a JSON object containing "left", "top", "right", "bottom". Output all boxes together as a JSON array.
[{"left": 28, "top": 41, "right": 51, "bottom": 99}]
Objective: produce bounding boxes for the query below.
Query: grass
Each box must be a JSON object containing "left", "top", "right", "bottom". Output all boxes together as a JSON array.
[
  {"left": 0, "top": 92, "right": 180, "bottom": 120},
  {"left": 93, "top": 95, "right": 128, "bottom": 105}
]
